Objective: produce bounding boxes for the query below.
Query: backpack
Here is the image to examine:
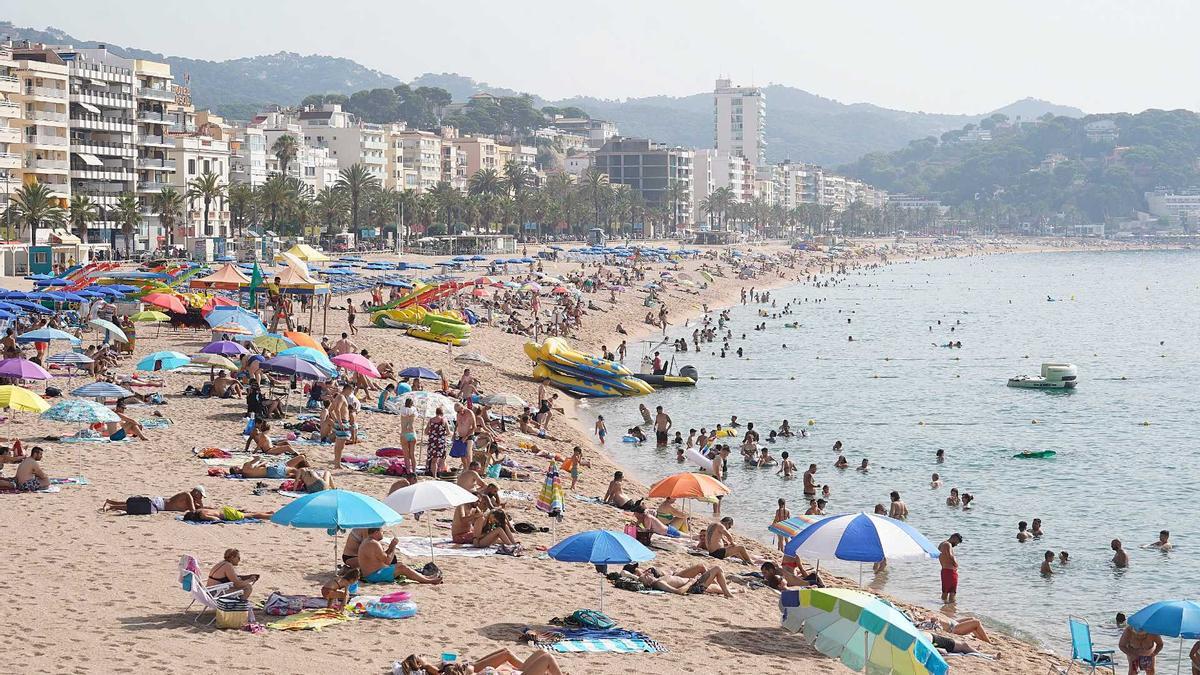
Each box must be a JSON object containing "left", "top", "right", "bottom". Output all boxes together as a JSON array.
[
  {"left": 126, "top": 496, "right": 156, "bottom": 515},
  {"left": 567, "top": 609, "right": 616, "bottom": 630}
]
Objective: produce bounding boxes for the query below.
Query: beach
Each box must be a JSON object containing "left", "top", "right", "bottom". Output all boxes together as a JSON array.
[{"left": 0, "top": 237, "right": 1155, "bottom": 674}]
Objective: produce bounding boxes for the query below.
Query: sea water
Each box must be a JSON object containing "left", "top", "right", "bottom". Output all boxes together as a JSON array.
[{"left": 581, "top": 249, "right": 1200, "bottom": 651}]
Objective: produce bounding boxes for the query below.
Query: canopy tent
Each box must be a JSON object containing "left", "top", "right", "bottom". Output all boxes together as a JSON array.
[
  {"left": 276, "top": 243, "right": 330, "bottom": 263},
  {"left": 189, "top": 263, "right": 251, "bottom": 290}
]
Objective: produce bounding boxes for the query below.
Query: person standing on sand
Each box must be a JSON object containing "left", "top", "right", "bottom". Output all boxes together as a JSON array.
[
  {"left": 594, "top": 415, "right": 607, "bottom": 446},
  {"left": 618, "top": 340, "right": 627, "bottom": 361},
  {"left": 654, "top": 405, "right": 672, "bottom": 447},
  {"left": 939, "top": 533, "right": 962, "bottom": 604},
  {"left": 773, "top": 498, "right": 791, "bottom": 551},
  {"left": 346, "top": 302, "right": 357, "bottom": 335},
  {"left": 1112, "top": 539, "right": 1130, "bottom": 568}
]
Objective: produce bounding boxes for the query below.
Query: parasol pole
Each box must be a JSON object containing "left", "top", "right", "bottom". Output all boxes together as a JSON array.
[
  {"left": 428, "top": 516, "right": 436, "bottom": 562},
  {"left": 599, "top": 575, "right": 604, "bottom": 613}
]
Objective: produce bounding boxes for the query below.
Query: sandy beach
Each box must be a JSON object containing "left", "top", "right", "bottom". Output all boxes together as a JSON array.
[{"left": 0, "top": 237, "right": 1153, "bottom": 674}]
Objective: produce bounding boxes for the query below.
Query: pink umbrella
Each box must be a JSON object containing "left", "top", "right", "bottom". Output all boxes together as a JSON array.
[
  {"left": 330, "top": 353, "right": 381, "bottom": 379},
  {"left": 0, "top": 357, "right": 51, "bottom": 381}
]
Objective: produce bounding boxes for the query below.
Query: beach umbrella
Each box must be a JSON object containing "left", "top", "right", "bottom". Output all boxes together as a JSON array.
[
  {"left": 551, "top": 286, "right": 570, "bottom": 295},
  {"left": 16, "top": 327, "right": 81, "bottom": 345},
  {"left": 0, "top": 385, "right": 50, "bottom": 413},
  {"left": 88, "top": 319, "right": 127, "bottom": 343},
  {"left": 129, "top": 310, "right": 170, "bottom": 323},
  {"left": 143, "top": 292, "right": 186, "bottom": 313},
  {"left": 200, "top": 340, "right": 249, "bottom": 356},
  {"left": 252, "top": 334, "right": 294, "bottom": 354},
  {"left": 780, "top": 587, "right": 949, "bottom": 675},
  {"left": 211, "top": 321, "right": 254, "bottom": 336},
  {"left": 480, "top": 392, "right": 526, "bottom": 408},
  {"left": 270, "top": 489, "right": 403, "bottom": 567},
  {"left": 136, "top": 351, "right": 191, "bottom": 372},
  {"left": 452, "top": 351, "right": 492, "bottom": 366},
  {"left": 331, "top": 353, "right": 380, "bottom": 379},
  {"left": 46, "top": 351, "right": 93, "bottom": 366},
  {"left": 0, "top": 357, "right": 51, "bottom": 381},
  {"left": 261, "top": 355, "right": 329, "bottom": 381},
  {"left": 520, "top": 282, "right": 542, "bottom": 293},
  {"left": 189, "top": 353, "right": 239, "bottom": 371},
  {"left": 277, "top": 346, "right": 336, "bottom": 370},
  {"left": 400, "top": 391, "right": 456, "bottom": 418},
  {"left": 397, "top": 366, "right": 439, "bottom": 380},
  {"left": 470, "top": 287, "right": 487, "bottom": 298},
  {"left": 70, "top": 382, "right": 134, "bottom": 400},
  {"left": 1128, "top": 600, "right": 1200, "bottom": 674},
  {"left": 383, "top": 481, "right": 477, "bottom": 560},
  {"left": 9, "top": 300, "right": 52, "bottom": 314},
  {"left": 768, "top": 515, "right": 825, "bottom": 540},
  {"left": 647, "top": 472, "right": 732, "bottom": 500},
  {"left": 784, "top": 512, "right": 939, "bottom": 585},
  {"left": 547, "top": 530, "right": 654, "bottom": 612},
  {"left": 283, "top": 331, "right": 321, "bottom": 350},
  {"left": 42, "top": 398, "right": 119, "bottom": 423},
  {"left": 200, "top": 296, "right": 238, "bottom": 315},
  {"left": 34, "top": 278, "right": 70, "bottom": 287}
]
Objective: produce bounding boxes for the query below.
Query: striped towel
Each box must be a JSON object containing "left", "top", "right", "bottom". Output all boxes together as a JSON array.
[{"left": 534, "top": 629, "right": 668, "bottom": 654}]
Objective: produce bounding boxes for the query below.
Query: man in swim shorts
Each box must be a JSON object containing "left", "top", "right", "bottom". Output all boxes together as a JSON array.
[
  {"left": 13, "top": 447, "right": 49, "bottom": 492},
  {"left": 102, "top": 486, "right": 207, "bottom": 513},
  {"left": 939, "top": 533, "right": 962, "bottom": 604},
  {"left": 654, "top": 405, "right": 672, "bottom": 447},
  {"left": 357, "top": 528, "right": 443, "bottom": 584},
  {"left": 1119, "top": 626, "right": 1163, "bottom": 674}
]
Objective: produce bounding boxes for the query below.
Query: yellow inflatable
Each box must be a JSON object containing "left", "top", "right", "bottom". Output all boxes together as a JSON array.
[
  {"left": 525, "top": 338, "right": 651, "bottom": 397},
  {"left": 407, "top": 328, "right": 469, "bottom": 346}
]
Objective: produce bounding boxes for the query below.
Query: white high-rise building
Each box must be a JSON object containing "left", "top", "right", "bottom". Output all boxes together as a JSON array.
[
  {"left": 297, "top": 104, "right": 386, "bottom": 183},
  {"left": 10, "top": 43, "right": 71, "bottom": 216},
  {"left": 713, "top": 78, "right": 766, "bottom": 170},
  {"left": 0, "top": 46, "right": 26, "bottom": 222}
]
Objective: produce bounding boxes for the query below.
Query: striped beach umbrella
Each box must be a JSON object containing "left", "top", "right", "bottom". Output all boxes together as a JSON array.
[
  {"left": 71, "top": 382, "right": 134, "bottom": 400},
  {"left": 41, "top": 399, "right": 120, "bottom": 423},
  {"left": 47, "top": 351, "right": 94, "bottom": 366}
]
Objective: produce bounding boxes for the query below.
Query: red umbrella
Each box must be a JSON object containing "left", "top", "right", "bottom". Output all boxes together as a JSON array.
[
  {"left": 200, "top": 296, "right": 238, "bottom": 315},
  {"left": 144, "top": 292, "right": 186, "bottom": 314},
  {"left": 471, "top": 287, "right": 487, "bottom": 298},
  {"left": 551, "top": 286, "right": 570, "bottom": 295},
  {"left": 474, "top": 276, "right": 494, "bottom": 286}
]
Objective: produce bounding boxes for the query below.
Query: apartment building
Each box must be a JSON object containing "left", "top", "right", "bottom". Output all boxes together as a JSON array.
[
  {"left": 453, "top": 135, "right": 499, "bottom": 178},
  {"left": 714, "top": 78, "right": 766, "bottom": 170},
  {"left": 388, "top": 127, "right": 441, "bottom": 192},
  {"left": 297, "top": 104, "right": 386, "bottom": 183},
  {"left": 692, "top": 150, "right": 716, "bottom": 225},
  {"left": 228, "top": 125, "right": 268, "bottom": 187},
  {"left": 593, "top": 137, "right": 693, "bottom": 228},
  {"left": 0, "top": 46, "right": 23, "bottom": 220},
  {"left": 549, "top": 117, "right": 618, "bottom": 149},
  {"left": 132, "top": 58, "right": 178, "bottom": 210},
  {"left": 10, "top": 43, "right": 71, "bottom": 215},
  {"left": 167, "top": 134, "right": 231, "bottom": 241},
  {"left": 247, "top": 108, "right": 338, "bottom": 191}
]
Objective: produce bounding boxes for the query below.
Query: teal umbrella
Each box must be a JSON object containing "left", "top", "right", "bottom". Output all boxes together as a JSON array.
[
  {"left": 270, "top": 489, "right": 403, "bottom": 567},
  {"left": 136, "top": 351, "right": 190, "bottom": 372}
]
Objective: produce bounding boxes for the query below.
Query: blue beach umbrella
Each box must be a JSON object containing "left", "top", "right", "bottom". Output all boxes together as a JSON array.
[
  {"left": 17, "top": 327, "right": 81, "bottom": 345},
  {"left": 71, "top": 382, "right": 134, "bottom": 400},
  {"left": 548, "top": 530, "right": 654, "bottom": 611},
  {"left": 261, "top": 355, "right": 330, "bottom": 381},
  {"left": 137, "top": 351, "right": 191, "bottom": 372},
  {"left": 9, "top": 301, "right": 52, "bottom": 314},
  {"left": 46, "top": 351, "right": 93, "bottom": 366},
  {"left": 42, "top": 399, "right": 120, "bottom": 424},
  {"left": 277, "top": 346, "right": 337, "bottom": 373},
  {"left": 784, "top": 512, "right": 939, "bottom": 585},
  {"left": 271, "top": 489, "right": 403, "bottom": 566},
  {"left": 1129, "top": 600, "right": 1200, "bottom": 674},
  {"left": 397, "top": 366, "right": 439, "bottom": 381}
]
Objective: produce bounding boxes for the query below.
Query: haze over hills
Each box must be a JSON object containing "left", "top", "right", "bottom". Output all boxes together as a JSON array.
[{"left": 3, "top": 21, "right": 1084, "bottom": 165}]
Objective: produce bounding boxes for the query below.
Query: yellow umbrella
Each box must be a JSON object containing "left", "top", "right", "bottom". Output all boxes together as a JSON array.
[
  {"left": 252, "top": 335, "right": 293, "bottom": 354},
  {"left": 189, "top": 353, "right": 238, "bottom": 370},
  {"left": 0, "top": 385, "right": 51, "bottom": 413},
  {"left": 130, "top": 310, "right": 170, "bottom": 323}
]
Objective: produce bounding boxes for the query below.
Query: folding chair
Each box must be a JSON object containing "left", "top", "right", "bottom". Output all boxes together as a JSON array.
[
  {"left": 178, "top": 554, "right": 249, "bottom": 625},
  {"left": 1050, "top": 615, "right": 1115, "bottom": 674}
]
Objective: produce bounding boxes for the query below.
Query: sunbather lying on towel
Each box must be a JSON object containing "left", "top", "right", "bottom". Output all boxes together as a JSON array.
[
  {"left": 638, "top": 564, "right": 734, "bottom": 598},
  {"left": 229, "top": 454, "right": 310, "bottom": 479},
  {"left": 358, "top": 528, "right": 443, "bottom": 584},
  {"left": 399, "top": 649, "right": 563, "bottom": 675},
  {"left": 244, "top": 421, "right": 295, "bottom": 455},
  {"left": 182, "top": 506, "right": 275, "bottom": 522},
  {"left": 102, "top": 485, "right": 207, "bottom": 513}
]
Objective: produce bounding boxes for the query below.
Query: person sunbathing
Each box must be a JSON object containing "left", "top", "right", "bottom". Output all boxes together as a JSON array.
[
  {"left": 295, "top": 467, "right": 335, "bottom": 493},
  {"left": 207, "top": 548, "right": 259, "bottom": 599},
  {"left": 357, "top": 528, "right": 442, "bottom": 584},
  {"left": 229, "top": 455, "right": 310, "bottom": 479},
  {"left": 700, "top": 517, "right": 754, "bottom": 563},
  {"left": 183, "top": 506, "right": 275, "bottom": 522},
  {"left": 399, "top": 649, "right": 563, "bottom": 675},
  {"left": 472, "top": 508, "right": 519, "bottom": 548},
  {"left": 211, "top": 371, "right": 243, "bottom": 399},
  {"left": 638, "top": 564, "right": 733, "bottom": 597},
  {"left": 243, "top": 421, "right": 295, "bottom": 455},
  {"left": 105, "top": 403, "right": 147, "bottom": 441},
  {"left": 914, "top": 612, "right": 992, "bottom": 643},
  {"left": 925, "top": 631, "right": 1001, "bottom": 659},
  {"left": 102, "top": 486, "right": 207, "bottom": 513}
]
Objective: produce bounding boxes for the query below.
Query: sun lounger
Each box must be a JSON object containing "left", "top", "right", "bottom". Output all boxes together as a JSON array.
[{"left": 178, "top": 554, "right": 251, "bottom": 625}]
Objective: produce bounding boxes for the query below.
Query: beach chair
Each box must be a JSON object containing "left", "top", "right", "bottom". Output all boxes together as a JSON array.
[
  {"left": 178, "top": 554, "right": 249, "bottom": 625},
  {"left": 1052, "top": 616, "right": 1115, "bottom": 674}
]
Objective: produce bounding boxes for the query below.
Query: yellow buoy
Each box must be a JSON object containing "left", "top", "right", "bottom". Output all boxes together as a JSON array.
[{"left": 807, "top": 419, "right": 815, "bottom": 426}]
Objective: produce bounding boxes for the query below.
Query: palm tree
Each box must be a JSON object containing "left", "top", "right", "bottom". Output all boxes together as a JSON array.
[
  {"left": 68, "top": 194, "right": 98, "bottom": 244},
  {"left": 396, "top": 188, "right": 420, "bottom": 249},
  {"left": 114, "top": 193, "right": 141, "bottom": 258},
  {"left": 335, "top": 164, "right": 380, "bottom": 233},
  {"left": 468, "top": 168, "right": 504, "bottom": 198},
  {"left": 259, "top": 174, "right": 292, "bottom": 234},
  {"left": 582, "top": 167, "right": 610, "bottom": 230},
  {"left": 9, "top": 180, "right": 65, "bottom": 247},
  {"left": 428, "top": 180, "right": 460, "bottom": 234},
  {"left": 271, "top": 134, "right": 299, "bottom": 177},
  {"left": 665, "top": 179, "right": 689, "bottom": 233},
  {"left": 150, "top": 187, "right": 185, "bottom": 250},
  {"left": 187, "top": 170, "right": 226, "bottom": 237},
  {"left": 314, "top": 186, "right": 348, "bottom": 235},
  {"left": 227, "top": 183, "right": 255, "bottom": 239}
]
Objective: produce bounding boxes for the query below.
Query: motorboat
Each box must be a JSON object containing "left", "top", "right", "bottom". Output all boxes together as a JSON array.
[{"left": 1007, "top": 363, "right": 1077, "bottom": 389}]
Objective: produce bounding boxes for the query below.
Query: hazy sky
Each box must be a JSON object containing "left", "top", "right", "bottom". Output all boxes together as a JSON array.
[{"left": 5, "top": 0, "right": 1199, "bottom": 114}]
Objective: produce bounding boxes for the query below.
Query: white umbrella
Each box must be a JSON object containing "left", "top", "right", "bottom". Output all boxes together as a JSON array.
[
  {"left": 480, "top": 392, "right": 526, "bottom": 408},
  {"left": 383, "top": 481, "right": 478, "bottom": 560},
  {"left": 401, "top": 391, "right": 456, "bottom": 418},
  {"left": 88, "top": 318, "right": 128, "bottom": 343},
  {"left": 452, "top": 351, "right": 492, "bottom": 366}
]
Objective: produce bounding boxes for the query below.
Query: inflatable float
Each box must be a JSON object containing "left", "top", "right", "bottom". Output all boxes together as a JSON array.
[
  {"left": 632, "top": 373, "right": 696, "bottom": 387},
  {"left": 407, "top": 328, "right": 469, "bottom": 346},
  {"left": 525, "top": 338, "right": 652, "bottom": 398},
  {"left": 1013, "top": 450, "right": 1057, "bottom": 459}
]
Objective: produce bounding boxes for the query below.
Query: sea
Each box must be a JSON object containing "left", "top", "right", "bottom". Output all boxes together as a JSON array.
[{"left": 578, "top": 248, "right": 1200, "bottom": 653}]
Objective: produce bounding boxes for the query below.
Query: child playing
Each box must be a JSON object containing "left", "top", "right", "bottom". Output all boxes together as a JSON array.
[
  {"left": 565, "top": 446, "right": 591, "bottom": 490},
  {"left": 594, "top": 415, "right": 607, "bottom": 445},
  {"left": 321, "top": 568, "right": 361, "bottom": 609}
]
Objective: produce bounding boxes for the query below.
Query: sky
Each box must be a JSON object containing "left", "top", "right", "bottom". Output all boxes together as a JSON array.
[{"left": 3, "top": 0, "right": 1199, "bottom": 114}]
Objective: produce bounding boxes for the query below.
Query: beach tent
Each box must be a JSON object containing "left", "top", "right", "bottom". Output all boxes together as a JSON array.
[
  {"left": 276, "top": 243, "right": 331, "bottom": 263},
  {"left": 190, "top": 263, "right": 251, "bottom": 290}
]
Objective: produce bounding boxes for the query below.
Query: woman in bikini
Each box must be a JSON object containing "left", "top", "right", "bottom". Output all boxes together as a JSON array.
[
  {"left": 637, "top": 564, "right": 733, "bottom": 598},
  {"left": 472, "top": 509, "right": 519, "bottom": 548},
  {"left": 243, "top": 420, "right": 294, "bottom": 455},
  {"left": 229, "top": 454, "right": 310, "bottom": 479},
  {"left": 207, "top": 548, "right": 259, "bottom": 599},
  {"left": 399, "top": 397, "right": 417, "bottom": 475}
]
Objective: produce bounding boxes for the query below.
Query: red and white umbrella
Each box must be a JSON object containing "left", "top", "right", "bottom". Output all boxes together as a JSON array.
[{"left": 143, "top": 292, "right": 186, "bottom": 314}]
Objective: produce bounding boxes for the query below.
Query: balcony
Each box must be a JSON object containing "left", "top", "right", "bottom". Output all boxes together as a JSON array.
[
  {"left": 71, "top": 89, "right": 135, "bottom": 109},
  {"left": 138, "top": 135, "right": 173, "bottom": 148},
  {"left": 0, "top": 100, "right": 20, "bottom": 117},
  {"left": 71, "top": 114, "right": 135, "bottom": 133},
  {"left": 137, "top": 180, "right": 173, "bottom": 193},
  {"left": 72, "top": 139, "right": 136, "bottom": 157},
  {"left": 71, "top": 62, "right": 133, "bottom": 84},
  {"left": 24, "top": 134, "right": 69, "bottom": 148},
  {"left": 26, "top": 157, "right": 70, "bottom": 172},
  {"left": 0, "top": 126, "right": 18, "bottom": 143},
  {"left": 137, "top": 157, "right": 176, "bottom": 171},
  {"left": 29, "top": 109, "right": 68, "bottom": 124},
  {"left": 71, "top": 166, "right": 135, "bottom": 181},
  {"left": 137, "top": 86, "right": 175, "bottom": 102},
  {"left": 0, "top": 74, "right": 18, "bottom": 94},
  {"left": 0, "top": 152, "right": 20, "bottom": 169},
  {"left": 75, "top": 184, "right": 124, "bottom": 196},
  {"left": 137, "top": 110, "right": 169, "bottom": 124},
  {"left": 24, "top": 85, "right": 67, "bottom": 100}
]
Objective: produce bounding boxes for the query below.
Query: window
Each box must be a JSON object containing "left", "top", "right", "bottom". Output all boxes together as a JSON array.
[
  {"left": 188, "top": 159, "right": 195, "bottom": 174},
  {"left": 203, "top": 159, "right": 210, "bottom": 173}
]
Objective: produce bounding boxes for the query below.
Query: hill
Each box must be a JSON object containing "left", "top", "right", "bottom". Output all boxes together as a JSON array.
[
  {"left": 840, "top": 109, "right": 1200, "bottom": 225},
  {"left": 2, "top": 22, "right": 1084, "bottom": 164}
]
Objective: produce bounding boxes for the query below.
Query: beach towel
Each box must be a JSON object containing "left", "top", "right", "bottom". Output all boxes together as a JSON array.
[
  {"left": 0, "top": 485, "right": 60, "bottom": 494},
  {"left": 391, "top": 536, "right": 497, "bottom": 558},
  {"left": 533, "top": 628, "right": 667, "bottom": 654},
  {"left": 262, "top": 592, "right": 329, "bottom": 616},
  {"left": 535, "top": 462, "right": 565, "bottom": 515},
  {"left": 139, "top": 417, "right": 173, "bottom": 429},
  {"left": 571, "top": 495, "right": 606, "bottom": 505},
  {"left": 176, "top": 516, "right": 264, "bottom": 525},
  {"left": 499, "top": 490, "right": 532, "bottom": 502},
  {"left": 50, "top": 477, "right": 89, "bottom": 486},
  {"left": 266, "top": 608, "right": 355, "bottom": 631},
  {"left": 277, "top": 490, "right": 308, "bottom": 499},
  {"left": 60, "top": 436, "right": 128, "bottom": 444},
  {"left": 201, "top": 456, "right": 256, "bottom": 467}
]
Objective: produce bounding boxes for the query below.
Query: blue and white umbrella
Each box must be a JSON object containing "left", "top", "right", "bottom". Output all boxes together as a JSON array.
[
  {"left": 41, "top": 399, "right": 120, "bottom": 424},
  {"left": 784, "top": 512, "right": 939, "bottom": 585},
  {"left": 71, "top": 382, "right": 134, "bottom": 400},
  {"left": 17, "top": 327, "right": 81, "bottom": 345},
  {"left": 47, "top": 351, "right": 94, "bottom": 367}
]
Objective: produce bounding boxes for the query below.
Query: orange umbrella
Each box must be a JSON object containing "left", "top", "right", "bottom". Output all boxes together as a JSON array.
[
  {"left": 143, "top": 292, "right": 186, "bottom": 314},
  {"left": 283, "top": 331, "right": 321, "bottom": 350},
  {"left": 647, "top": 472, "right": 731, "bottom": 500}
]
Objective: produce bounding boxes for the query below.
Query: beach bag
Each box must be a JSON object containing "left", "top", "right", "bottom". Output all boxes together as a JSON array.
[
  {"left": 126, "top": 496, "right": 156, "bottom": 515},
  {"left": 365, "top": 600, "right": 418, "bottom": 619},
  {"left": 485, "top": 463, "right": 502, "bottom": 479},
  {"left": 568, "top": 609, "right": 615, "bottom": 630}
]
